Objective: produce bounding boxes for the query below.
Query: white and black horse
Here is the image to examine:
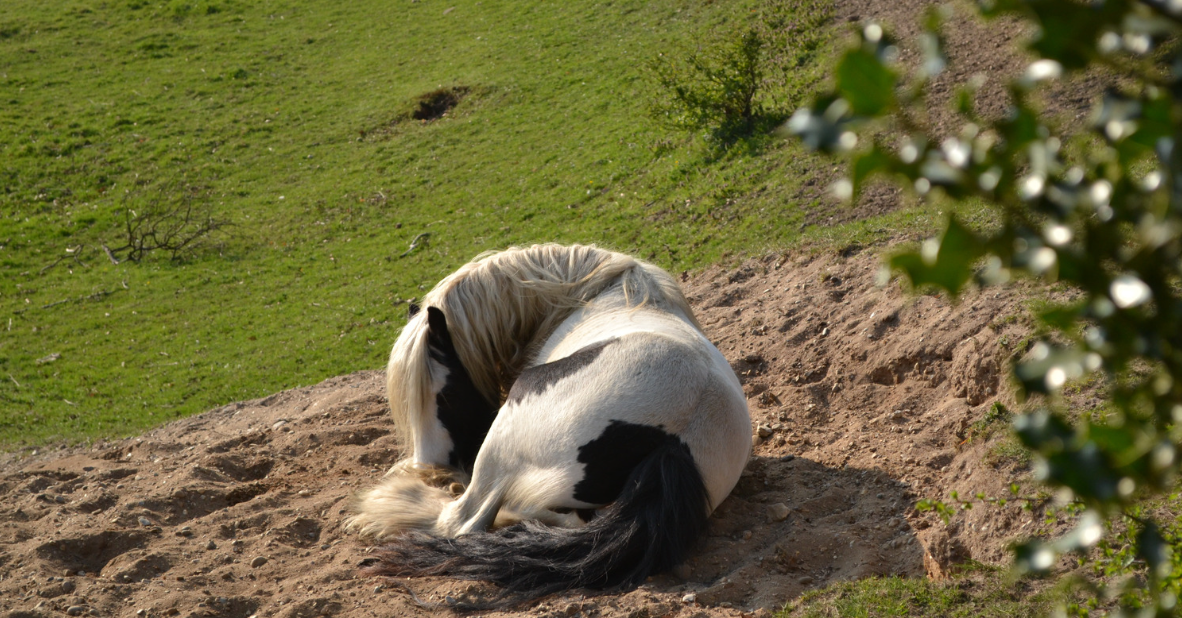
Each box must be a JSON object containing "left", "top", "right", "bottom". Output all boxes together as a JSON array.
[{"left": 346, "top": 244, "right": 751, "bottom": 601}]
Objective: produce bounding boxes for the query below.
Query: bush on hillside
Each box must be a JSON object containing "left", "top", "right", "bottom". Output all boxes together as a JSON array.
[
  {"left": 103, "top": 182, "right": 230, "bottom": 264},
  {"left": 647, "top": 28, "right": 766, "bottom": 138},
  {"left": 646, "top": 0, "right": 833, "bottom": 142}
]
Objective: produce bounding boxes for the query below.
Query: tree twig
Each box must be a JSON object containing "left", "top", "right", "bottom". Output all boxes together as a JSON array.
[
  {"left": 39, "top": 255, "right": 67, "bottom": 274},
  {"left": 399, "top": 232, "right": 430, "bottom": 258},
  {"left": 40, "top": 287, "right": 127, "bottom": 310},
  {"left": 101, "top": 243, "right": 121, "bottom": 265},
  {"left": 39, "top": 246, "right": 87, "bottom": 274},
  {"left": 104, "top": 183, "right": 231, "bottom": 263}
]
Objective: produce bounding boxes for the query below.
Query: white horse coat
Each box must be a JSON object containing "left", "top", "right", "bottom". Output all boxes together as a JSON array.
[{"left": 346, "top": 245, "right": 750, "bottom": 601}]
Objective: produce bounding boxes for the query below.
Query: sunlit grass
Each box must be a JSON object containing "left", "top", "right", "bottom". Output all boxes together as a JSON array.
[
  {"left": 1, "top": 0, "right": 871, "bottom": 446},
  {"left": 782, "top": 573, "right": 1064, "bottom": 618}
]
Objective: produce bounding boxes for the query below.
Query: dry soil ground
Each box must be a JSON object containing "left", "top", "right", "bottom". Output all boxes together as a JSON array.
[{"left": 0, "top": 248, "right": 1049, "bottom": 618}]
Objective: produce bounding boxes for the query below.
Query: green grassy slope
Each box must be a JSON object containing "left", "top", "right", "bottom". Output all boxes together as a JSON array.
[
  {"left": 0, "top": 0, "right": 881, "bottom": 446},
  {"left": 781, "top": 572, "right": 1065, "bottom": 617}
]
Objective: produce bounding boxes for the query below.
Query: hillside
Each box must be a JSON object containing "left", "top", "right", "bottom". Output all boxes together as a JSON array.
[
  {"left": 0, "top": 0, "right": 1116, "bottom": 615},
  {"left": 0, "top": 249, "right": 1059, "bottom": 617},
  {"left": 2, "top": 0, "right": 837, "bottom": 444}
]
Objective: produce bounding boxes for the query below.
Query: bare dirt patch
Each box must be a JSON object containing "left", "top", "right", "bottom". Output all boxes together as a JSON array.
[
  {"left": 796, "top": 0, "right": 1108, "bottom": 229},
  {"left": 410, "top": 87, "right": 469, "bottom": 122},
  {"left": 361, "top": 86, "right": 473, "bottom": 141},
  {"left": 0, "top": 248, "right": 1046, "bottom": 618}
]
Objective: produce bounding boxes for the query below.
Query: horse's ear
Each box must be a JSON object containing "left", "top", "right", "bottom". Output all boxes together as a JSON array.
[
  {"left": 408, "top": 302, "right": 421, "bottom": 318},
  {"left": 426, "top": 306, "right": 452, "bottom": 346}
]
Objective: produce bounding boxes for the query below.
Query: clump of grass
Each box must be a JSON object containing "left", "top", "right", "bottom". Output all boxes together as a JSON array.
[
  {"left": 983, "top": 435, "right": 1033, "bottom": 470},
  {"left": 967, "top": 402, "right": 1013, "bottom": 443},
  {"left": 781, "top": 573, "right": 1061, "bottom": 618}
]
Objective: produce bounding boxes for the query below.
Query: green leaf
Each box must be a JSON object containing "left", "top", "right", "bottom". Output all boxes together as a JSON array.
[
  {"left": 835, "top": 48, "right": 897, "bottom": 117},
  {"left": 996, "top": 99, "right": 1042, "bottom": 149},
  {"left": 1015, "top": 343, "right": 1093, "bottom": 395},
  {"left": 1024, "top": 1, "right": 1107, "bottom": 70},
  {"left": 1016, "top": 411, "right": 1124, "bottom": 503},
  {"left": 1014, "top": 410, "right": 1075, "bottom": 452},
  {"left": 953, "top": 84, "right": 977, "bottom": 118},
  {"left": 1037, "top": 303, "right": 1083, "bottom": 331},
  {"left": 850, "top": 145, "right": 896, "bottom": 196},
  {"left": 1053, "top": 510, "right": 1103, "bottom": 553},
  {"left": 784, "top": 94, "right": 864, "bottom": 154},
  {"left": 1085, "top": 422, "right": 1140, "bottom": 460},
  {"left": 1136, "top": 521, "right": 1171, "bottom": 580},
  {"left": 889, "top": 216, "right": 985, "bottom": 297},
  {"left": 1014, "top": 540, "right": 1056, "bottom": 575},
  {"left": 982, "top": 0, "right": 1126, "bottom": 70}
]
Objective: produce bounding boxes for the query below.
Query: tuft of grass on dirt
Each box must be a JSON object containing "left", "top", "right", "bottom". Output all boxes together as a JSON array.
[
  {"left": 982, "top": 434, "right": 1033, "bottom": 470},
  {"left": 781, "top": 572, "right": 1064, "bottom": 618}
]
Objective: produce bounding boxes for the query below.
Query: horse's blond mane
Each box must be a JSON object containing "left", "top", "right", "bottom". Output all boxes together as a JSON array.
[{"left": 385, "top": 244, "right": 698, "bottom": 456}]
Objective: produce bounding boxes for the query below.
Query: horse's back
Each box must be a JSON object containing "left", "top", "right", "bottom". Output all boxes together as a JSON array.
[
  {"left": 354, "top": 250, "right": 753, "bottom": 596},
  {"left": 477, "top": 301, "right": 750, "bottom": 518}
]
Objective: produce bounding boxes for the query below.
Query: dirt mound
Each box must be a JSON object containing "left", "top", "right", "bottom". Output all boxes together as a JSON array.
[
  {"left": 410, "top": 87, "right": 469, "bottom": 122},
  {"left": 0, "top": 248, "right": 1046, "bottom": 618}
]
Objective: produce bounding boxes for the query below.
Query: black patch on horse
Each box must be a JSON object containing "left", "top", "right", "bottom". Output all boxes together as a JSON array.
[
  {"left": 426, "top": 307, "right": 497, "bottom": 471},
  {"left": 506, "top": 338, "right": 618, "bottom": 405},
  {"left": 573, "top": 420, "right": 686, "bottom": 506},
  {"left": 363, "top": 427, "right": 710, "bottom": 604}
]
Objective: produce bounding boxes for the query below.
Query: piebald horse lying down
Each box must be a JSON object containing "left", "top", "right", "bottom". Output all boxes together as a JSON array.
[{"left": 346, "top": 244, "right": 751, "bottom": 601}]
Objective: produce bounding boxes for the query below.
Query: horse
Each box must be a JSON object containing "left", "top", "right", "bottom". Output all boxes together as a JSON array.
[{"left": 345, "top": 244, "right": 751, "bottom": 602}]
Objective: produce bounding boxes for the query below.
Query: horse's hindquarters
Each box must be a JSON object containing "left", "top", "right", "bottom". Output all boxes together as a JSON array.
[
  {"left": 454, "top": 328, "right": 750, "bottom": 531},
  {"left": 356, "top": 246, "right": 757, "bottom": 599},
  {"left": 680, "top": 364, "right": 752, "bottom": 512}
]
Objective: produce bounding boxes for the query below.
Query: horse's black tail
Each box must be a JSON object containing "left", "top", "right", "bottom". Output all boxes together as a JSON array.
[{"left": 361, "top": 440, "right": 710, "bottom": 604}]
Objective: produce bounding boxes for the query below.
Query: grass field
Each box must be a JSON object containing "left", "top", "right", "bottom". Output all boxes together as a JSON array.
[
  {"left": 780, "top": 571, "right": 1068, "bottom": 617},
  {"left": 0, "top": 0, "right": 974, "bottom": 444},
  {"left": 1, "top": 0, "right": 887, "bottom": 445}
]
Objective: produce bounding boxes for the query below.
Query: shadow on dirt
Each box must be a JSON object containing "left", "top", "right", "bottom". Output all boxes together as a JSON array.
[{"left": 642, "top": 455, "right": 925, "bottom": 609}]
